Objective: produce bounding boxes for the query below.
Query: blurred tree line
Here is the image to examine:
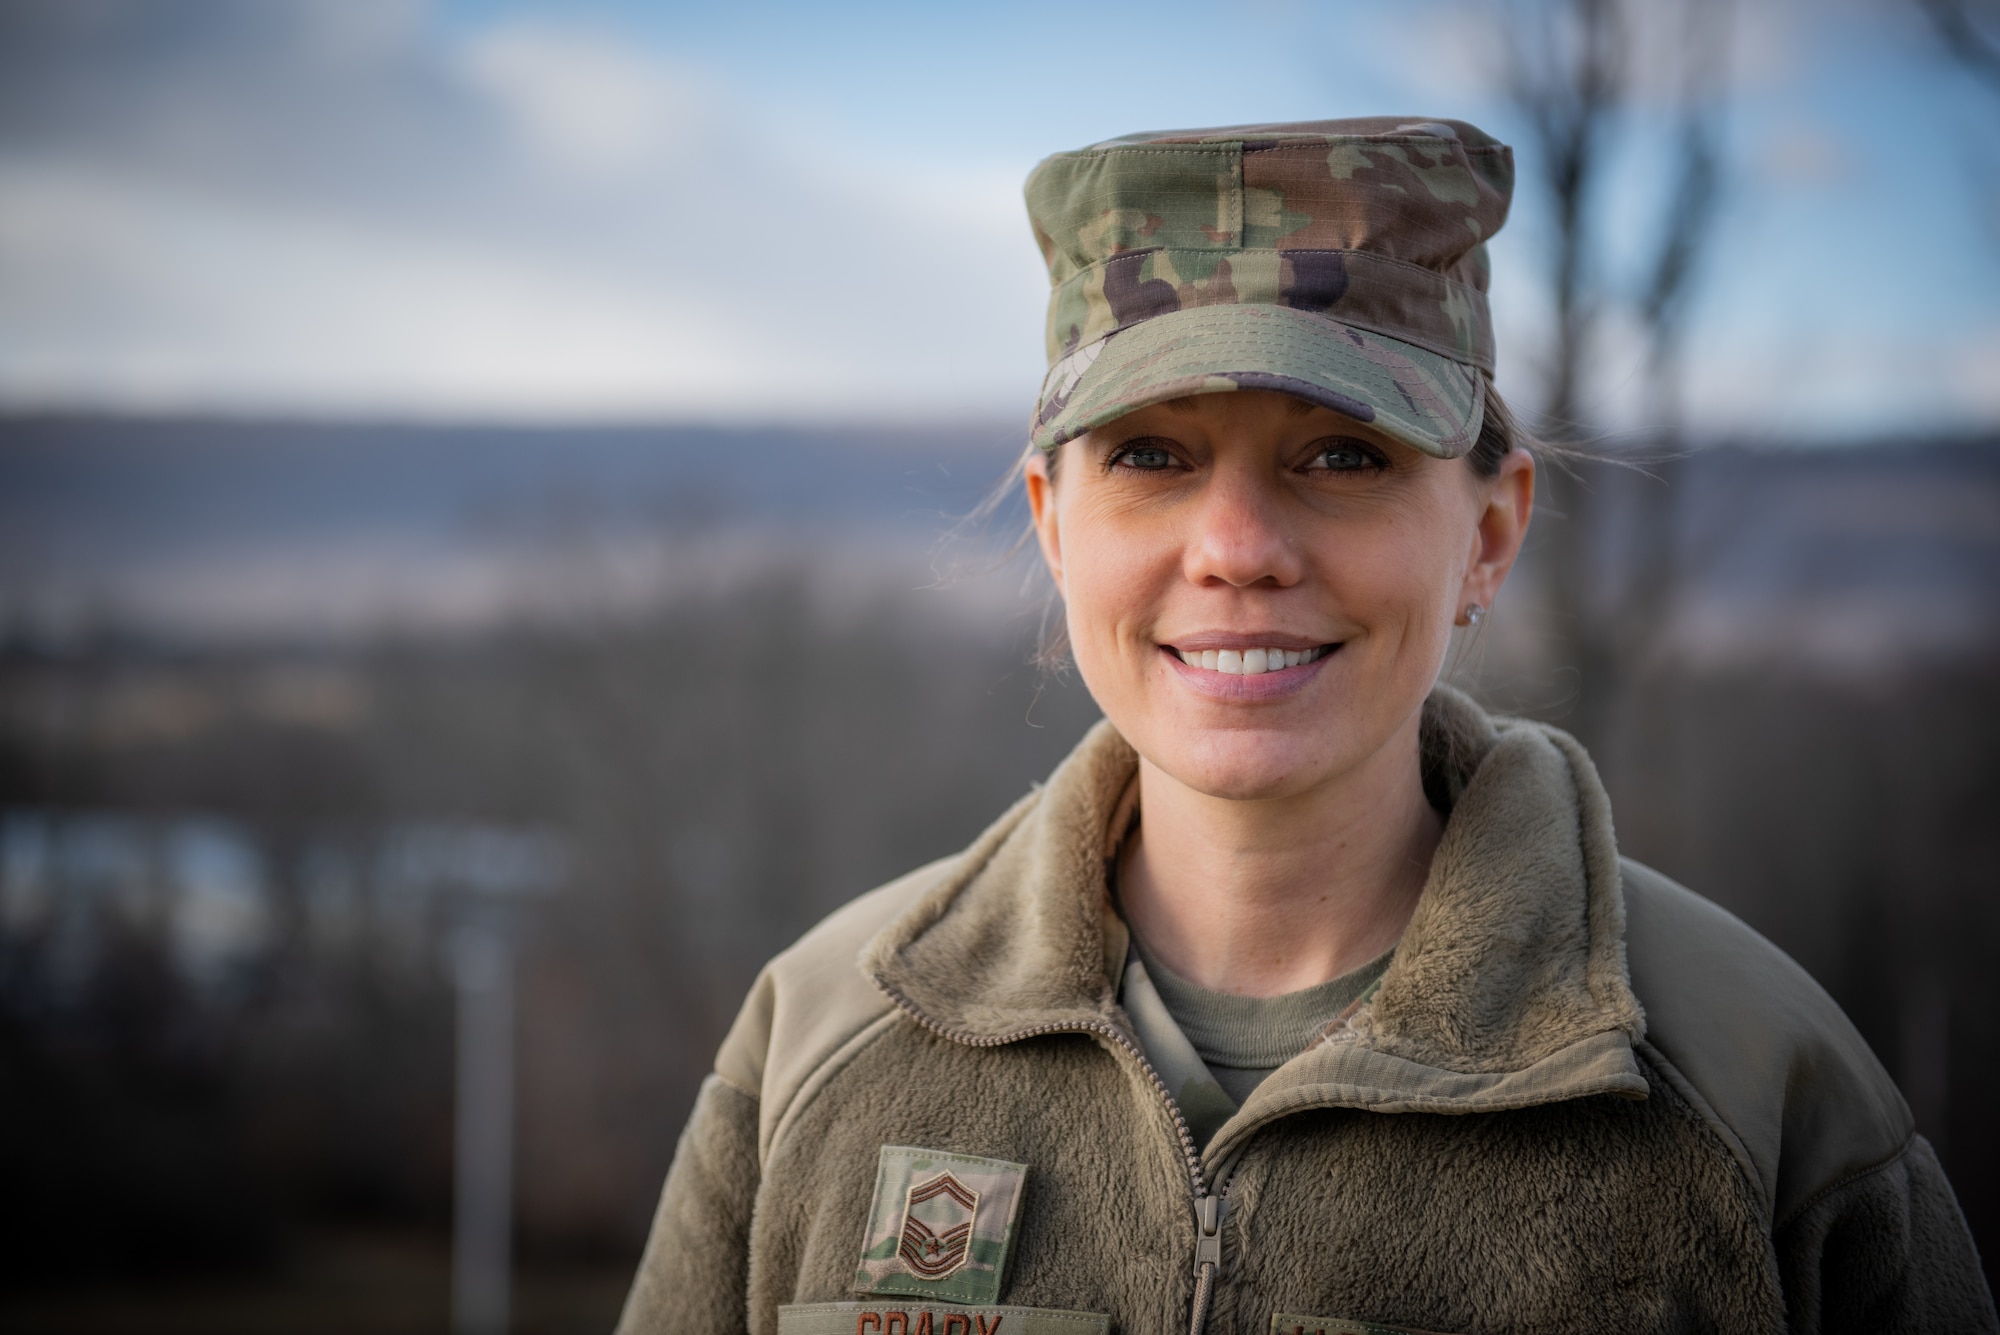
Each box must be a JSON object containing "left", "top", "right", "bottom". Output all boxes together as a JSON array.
[{"left": 0, "top": 577, "right": 1102, "bottom": 1313}]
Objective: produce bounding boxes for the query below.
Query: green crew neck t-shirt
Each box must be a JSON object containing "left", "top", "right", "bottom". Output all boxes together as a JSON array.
[{"left": 1118, "top": 934, "right": 1394, "bottom": 1149}]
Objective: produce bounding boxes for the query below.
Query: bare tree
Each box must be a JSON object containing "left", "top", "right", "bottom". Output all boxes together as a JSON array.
[
  {"left": 1623, "top": 0, "right": 1730, "bottom": 691},
  {"left": 1918, "top": 0, "right": 2000, "bottom": 250},
  {"left": 1500, "top": 0, "right": 1733, "bottom": 750},
  {"left": 1508, "top": 0, "right": 1627, "bottom": 442},
  {"left": 1918, "top": 0, "right": 2000, "bottom": 92},
  {"left": 1639, "top": 0, "right": 1730, "bottom": 435}
]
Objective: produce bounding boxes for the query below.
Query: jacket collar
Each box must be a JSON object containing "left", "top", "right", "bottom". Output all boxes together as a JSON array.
[{"left": 863, "top": 686, "right": 1648, "bottom": 1122}]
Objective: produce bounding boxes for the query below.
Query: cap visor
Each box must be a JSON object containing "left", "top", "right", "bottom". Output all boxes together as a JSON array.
[{"left": 1032, "top": 304, "right": 1485, "bottom": 459}]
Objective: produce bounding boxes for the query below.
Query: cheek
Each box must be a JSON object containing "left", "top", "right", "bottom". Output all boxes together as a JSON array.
[
  {"left": 1055, "top": 509, "right": 1179, "bottom": 685},
  {"left": 1323, "top": 499, "right": 1472, "bottom": 635},
  {"left": 1058, "top": 499, "right": 1162, "bottom": 616}
]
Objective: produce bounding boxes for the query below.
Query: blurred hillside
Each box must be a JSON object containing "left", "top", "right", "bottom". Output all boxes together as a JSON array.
[
  {"left": 2, "top": 416, "right": 1998, "bottom": 1326},
  {"left": 0, "top": 416, "right": 1033, "bottom": 640}
]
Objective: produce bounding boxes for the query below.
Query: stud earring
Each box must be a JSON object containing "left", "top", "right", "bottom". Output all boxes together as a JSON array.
[{"left": 1463, "top": 603, "right": 1485, "bottom": 628}]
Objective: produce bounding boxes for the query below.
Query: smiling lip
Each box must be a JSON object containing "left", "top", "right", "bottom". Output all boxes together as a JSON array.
[
  {"left": 1167, "top": 632, "right": 1327, "bottom": 653},
  {"left": 1170, "top": 644, "right": 1331, "bottom": 675},
  {"left": 1158, "top": 639, "right": 1340, "bottom": 700}
]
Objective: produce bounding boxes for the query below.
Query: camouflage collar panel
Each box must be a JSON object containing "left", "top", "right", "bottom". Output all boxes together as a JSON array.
[
  {"left": 1046, "top": 246, "right": 1494, "bottom": 372},
  {"left": 862, "top": 687, "right": 1645, "bottom": 1114},
  {"left": 1025, "top": 122, "right": 1513, "bottom": 370}
]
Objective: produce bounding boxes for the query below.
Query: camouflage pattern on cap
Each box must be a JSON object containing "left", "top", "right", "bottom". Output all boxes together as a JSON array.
[{"left": 1024, "top": 118, "right": 1513, "bottom": 459}]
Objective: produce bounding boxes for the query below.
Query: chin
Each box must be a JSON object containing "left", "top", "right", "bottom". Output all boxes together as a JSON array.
[{"left": 1152, "top": 728, "right": 1337, "bottom": 802}]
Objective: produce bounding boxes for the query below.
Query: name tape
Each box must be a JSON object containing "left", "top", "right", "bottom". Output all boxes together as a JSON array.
[{"left": 777, "top": 1302, "right": 1110, "bottom": 1335}]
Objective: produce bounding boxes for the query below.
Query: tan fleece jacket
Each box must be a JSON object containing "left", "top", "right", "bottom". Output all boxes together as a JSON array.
[{"left": 618, "top": 688, "right": 1995, "bottom": 1335}]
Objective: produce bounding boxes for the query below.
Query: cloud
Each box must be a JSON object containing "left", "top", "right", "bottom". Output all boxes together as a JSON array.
[
  {"left": 0, "top": 0, "right": 1047, "bottom": 421},
  {"left": 0, "top": 158, "right": 774, "bottom": 416},
  {"left": 1757, "top": 119, "right": 1854, "bottom": 188},
  {"left": 456, "top": 22, "right": 719, "bottom": 177}
]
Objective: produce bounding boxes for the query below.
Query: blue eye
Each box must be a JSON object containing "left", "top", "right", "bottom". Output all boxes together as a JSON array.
[
  {"left": 1306, "top": 438, "right": 1383, "bottom": 472},
  {"left": 1112, "top": 441, "right": 1176, "bottom": 470}
]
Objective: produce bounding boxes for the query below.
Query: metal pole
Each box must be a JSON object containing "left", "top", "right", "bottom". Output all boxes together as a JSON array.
[{"left": 450, "top": 920, "right": 514, "bottom": 1335}]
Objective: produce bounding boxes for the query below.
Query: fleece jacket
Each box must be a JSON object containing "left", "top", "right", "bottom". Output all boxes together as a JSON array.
[{"left": 618, "top": 687, "right": 1996, "bottom": 1335}]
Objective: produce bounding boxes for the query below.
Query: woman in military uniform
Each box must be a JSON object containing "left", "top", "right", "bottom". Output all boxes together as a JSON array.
[{"left": 619, "top": 118, "right": 1995, "bottom": 1335}]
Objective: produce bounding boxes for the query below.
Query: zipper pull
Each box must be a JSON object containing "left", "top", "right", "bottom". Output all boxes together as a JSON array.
[
  {"left": 1189, "top": 1193, "right": 1226, "bottom": 1335},
  {"left": 1194, "top": 1191, "right": 1225, "bottom": 1273}
]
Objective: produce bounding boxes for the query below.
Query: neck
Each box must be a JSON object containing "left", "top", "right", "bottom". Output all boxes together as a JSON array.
[{"left": 1118, "top": 714, "right": 1443, "bottom": 998}]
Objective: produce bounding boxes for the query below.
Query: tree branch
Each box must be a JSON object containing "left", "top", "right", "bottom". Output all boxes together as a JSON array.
[{"left": 1918, "top": 0, "right": 2000, "bottom": 94}]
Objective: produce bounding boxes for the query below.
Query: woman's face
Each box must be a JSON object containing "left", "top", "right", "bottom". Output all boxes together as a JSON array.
[{"left": 1025, "top": 390, "right": 1534, "bottom": 803}]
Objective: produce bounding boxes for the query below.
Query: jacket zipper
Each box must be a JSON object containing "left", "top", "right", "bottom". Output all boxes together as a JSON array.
[
  {"left": 1189, "top": 1188, "right": 1228, "bottom": 1335},
  {"left": 874, "top": 981, "right": 1234, "bottom": 1335}
]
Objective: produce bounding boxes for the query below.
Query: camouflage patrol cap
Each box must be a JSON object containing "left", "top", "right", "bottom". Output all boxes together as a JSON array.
[{"left": 1025, "top": 117, "right": 1514, "bottom": 459}]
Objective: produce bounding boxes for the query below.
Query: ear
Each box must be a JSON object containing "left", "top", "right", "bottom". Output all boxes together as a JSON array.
[
  {"left": 1024, "top": 447, "right": 1065, "bottom": 592},
  {"left": 1457, "top": 448, "right": 1535, "bottom": 622}
]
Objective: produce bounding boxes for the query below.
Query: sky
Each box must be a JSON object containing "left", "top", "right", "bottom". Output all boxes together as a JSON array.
[{"left": 1, "top": 0, "right": 1997, "bottom": 440}]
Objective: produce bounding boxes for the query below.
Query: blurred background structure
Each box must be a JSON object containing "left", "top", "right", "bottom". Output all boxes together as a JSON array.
[{"left": 2, "top": 0, "right": 1998, "bottom": 1329}]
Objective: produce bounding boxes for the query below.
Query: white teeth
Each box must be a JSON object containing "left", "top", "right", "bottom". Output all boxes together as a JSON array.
[{"left": 1176, "top": 645, "right": 1325, "bottom": 674}]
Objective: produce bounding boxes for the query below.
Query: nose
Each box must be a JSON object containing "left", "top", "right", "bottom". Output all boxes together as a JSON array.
[{"left": 1181, "top": 466, "right": 1303, "bottom": 589}]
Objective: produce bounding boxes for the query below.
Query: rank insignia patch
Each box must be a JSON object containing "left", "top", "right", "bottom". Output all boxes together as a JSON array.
[{"left": 854, "top": 1146, "right": 1028, "bottom": 1305}]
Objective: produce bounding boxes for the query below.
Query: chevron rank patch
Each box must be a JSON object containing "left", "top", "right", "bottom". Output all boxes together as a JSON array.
[{"left": 854, "top": 1146, "right": 1028, "bottom": 1305}]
